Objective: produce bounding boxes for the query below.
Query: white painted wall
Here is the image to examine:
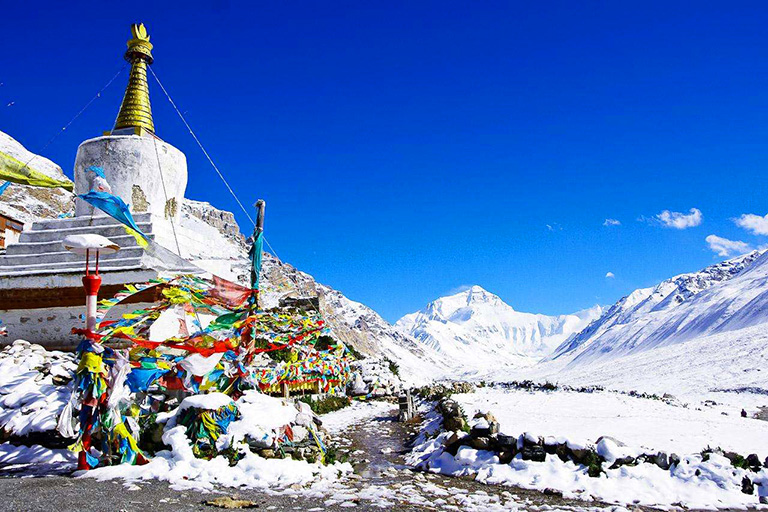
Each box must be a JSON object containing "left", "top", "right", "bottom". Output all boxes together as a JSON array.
[{"left": 73, "top": 135, "right": 187, "bottom": 223}]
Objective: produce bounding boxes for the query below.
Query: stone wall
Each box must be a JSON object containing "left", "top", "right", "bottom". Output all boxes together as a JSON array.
[{"left": 0, "top": 302, "right": 154, "bottom": 351}]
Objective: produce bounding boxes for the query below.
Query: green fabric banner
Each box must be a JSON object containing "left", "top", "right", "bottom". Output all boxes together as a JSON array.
[{"left": 0, "top": 150, "right": 74, "bottom": 191}]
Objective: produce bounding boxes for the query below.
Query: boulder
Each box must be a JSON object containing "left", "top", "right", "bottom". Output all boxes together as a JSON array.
[
  {"left": 496, "top": 434, "right": 517, "bottom": 450},
  {"left": 742, "top": 476, "right": 755, "bottom": 495},
  {"left": 444, "top": 416, "right": 467, "bottom": 433},
  {"left": 470, "top": 436, "right": 492, "bottom": 450},
  {"left": 747, "top": 453, "right": 762, "bottom": 471},
  {"left": 498, "top": 450, "right": 515, "bottom": 464}
]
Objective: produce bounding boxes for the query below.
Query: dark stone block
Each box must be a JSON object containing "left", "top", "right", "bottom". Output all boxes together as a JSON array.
[
  {"left": 521, "top": 445, "right": 546, "bottom": 462},
  {"left": 496, "top": 434, "right": 516, "bottom": 449},
  {"left": 742, "top": 476, "right": 754, "bottom": 495}
]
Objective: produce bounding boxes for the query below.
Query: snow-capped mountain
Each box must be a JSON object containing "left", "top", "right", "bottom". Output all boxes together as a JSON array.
[
  {"left": 551, "top": 250, "right": 766, "bottom": 367},
  {"left": 396, "top": 286, "right": 602, "bottom": 369}
]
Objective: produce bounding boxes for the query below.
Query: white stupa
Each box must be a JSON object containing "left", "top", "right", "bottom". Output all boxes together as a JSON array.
[{"left": 0, "top": 24, "right": 201, "bottom": 349}]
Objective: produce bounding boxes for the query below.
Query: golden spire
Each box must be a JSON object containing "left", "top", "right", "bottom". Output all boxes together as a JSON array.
[{"left": 112, "top": 23, "right": 155, "bottom": 136}]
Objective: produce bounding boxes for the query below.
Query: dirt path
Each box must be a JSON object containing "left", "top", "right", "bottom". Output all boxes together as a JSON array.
[{"left": 321, "top": 402, "right": 634, "bottom": 511}]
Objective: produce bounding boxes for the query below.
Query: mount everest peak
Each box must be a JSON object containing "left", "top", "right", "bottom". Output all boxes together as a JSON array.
[{"left": 396, "top": 286, "right": 603, "bottom": 369}]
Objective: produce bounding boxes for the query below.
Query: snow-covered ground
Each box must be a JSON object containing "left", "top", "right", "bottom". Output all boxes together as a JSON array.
[
  {"left": 0, "top": 341, "right": 74, "bottom": 437},
  {"left": 455, "top": 388, "right": 768, "bottom": 455},
  {"left": 408, "top": 387, "right": 768, "bottom": 509}
]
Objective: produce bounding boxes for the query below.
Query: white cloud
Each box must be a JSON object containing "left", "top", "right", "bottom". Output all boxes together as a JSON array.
[
  {"left": 656, "top": 208, "right": 702, "bottom": 229},
  {"left": 733, "top": 213, "right": 768, "bottom": 235},
  {"left": 605, "top": 272, "right": 615, "bottom": 278},
  {"left": 705, "top": 234, "right": 752, "bottom": 257},
  {"left": 603, "top": 218, "right": 621, "bottom": 227}
]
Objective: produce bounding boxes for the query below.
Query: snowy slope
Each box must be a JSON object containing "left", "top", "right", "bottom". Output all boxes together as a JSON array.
[
  {"left": 0, "top": 130, "right": 74, "bottom": 224},
  {"left": 536, "top": 322, "right": 768, "bottom": 403},
  {"left": 396, "top": 286, "right": 602, "bottom": 369},
  {"left": 551, "top": 251, "right": 765, "bottom": 367}
]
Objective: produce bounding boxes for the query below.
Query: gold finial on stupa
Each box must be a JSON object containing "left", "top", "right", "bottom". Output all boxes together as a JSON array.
[{"left": 112, "top": 23, "right": 155, "bottom": 136}]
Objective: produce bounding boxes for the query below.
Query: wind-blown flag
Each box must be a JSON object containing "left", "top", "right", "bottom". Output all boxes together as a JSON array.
[{"left": 78, "top": 190, "right": 147, "bottom": 239}]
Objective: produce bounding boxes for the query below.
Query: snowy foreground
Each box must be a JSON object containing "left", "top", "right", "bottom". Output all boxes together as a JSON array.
[
  {"left": 0, "top": 340, "right": 766, "bottom": 509},
  {"left": 409, "top": 387, "right": 768, "bottom": 509}
]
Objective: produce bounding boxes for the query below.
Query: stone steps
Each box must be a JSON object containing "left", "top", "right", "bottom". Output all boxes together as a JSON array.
[
  {"left": 30, "top": 213, "right": 153, "bottom": 231},
  {"left": 0, "top": 257, "right": 147, "bottom": 276},
  {"left": 4, "top": 234, "right": 154, "bottom": 256},
  {"left": 19, "top": 222, "right": 153, "bottom": 244},
  {"left": 0, "top": 247, "right": 146, "bottom": 266}
]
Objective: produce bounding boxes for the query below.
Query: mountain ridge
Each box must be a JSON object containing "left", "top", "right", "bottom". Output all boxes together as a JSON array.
[{"left": 550, "top": 250, "right": 766, "bottom": 367}]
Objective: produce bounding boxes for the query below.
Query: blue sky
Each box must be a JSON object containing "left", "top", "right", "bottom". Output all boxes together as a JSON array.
[{"left": 3, "top": 1, "right": 768, "bottom": 322}]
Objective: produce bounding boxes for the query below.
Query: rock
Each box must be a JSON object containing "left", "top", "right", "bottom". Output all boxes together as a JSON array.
[
  {"left": 347, "top": 373, "right": 367, "bottom": 396},
  {"left": 521, "top": 445, "right": 546, "bottom": 462},
  {"left": 258, "top": 449, "right": 276, "bottom": 459},
  {"left": 498, "top": 450, "right": 515, "bottom": 464},
  {"left": 555, "top": 443, "right": 570, "bottom": 462},
  {"left": 444, "top": 416, "right": 467, "bottom": 432},
  {"left": 473, "top": 411, "right": 497, "bottom": 423},
  {"left": 292, "top": 425, "right": 308, "bottom": 443},
  {"left": 747, "top": 453, "right": 761, "bottom": 471},
  {"left": 0, "top": 131, "right": 74, "bottom": 224},
  {"left": 204, "top": 496, "right": 259, "bottom": 509},
  {"left": 438, "top": 399, "right": 461, "bottom": 417},
  {"left": 439, "top": 399, "right": 468, "bottom": 432},
  {"left": 452, "top": 382, "right": 475, "bottom": 394},
  {"left": 742, "top": 476, "right": 755, "bottom": 495},
  {"left": 294, "top": 412, "right": 313, "bottom": 427},
  {"left": 182, "top": 199, "right": 244, "bottom": 245},
  {"left": 654, "top": 452, "right": 670, "bottom": 470},
  {"left": 443, "top": 435, "right": 465, "bottom": 456},
  {"left": 669, "top": 453, "right": 681, "bottom": 467},
  {"left": 469, "top": 436, "right": 492, "bottom": 450},
  {"left": 520, "top": 432, "right": 541, "bottom": 449},
  {"left": 608, "top": 455, "right": 636, "bottom": 469},
  {"left": 496, "top": 434, "right": 517, "bottom": 450},
  {"left": 595, "top": 435, "right": 626, "bottom": 447}
]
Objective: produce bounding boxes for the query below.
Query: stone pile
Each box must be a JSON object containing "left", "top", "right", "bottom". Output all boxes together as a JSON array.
[
  {"left": 416, "top": 381, "right": 475, "bottom": 401},
  {"left": 347, "top": 358, "right": 402, "bottom": 397},
  {"left": 249, "top": 401, "right": 327, "bottom": 463}
]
